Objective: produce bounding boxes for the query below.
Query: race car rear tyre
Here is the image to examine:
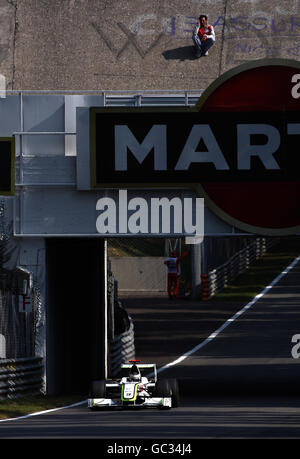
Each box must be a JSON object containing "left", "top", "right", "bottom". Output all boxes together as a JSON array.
[
  {"left": 168, "top": 378, "right": 180, "bottom": 408},
  {"left": 90, "top": 379, "right": 106, "bottom": 398}
]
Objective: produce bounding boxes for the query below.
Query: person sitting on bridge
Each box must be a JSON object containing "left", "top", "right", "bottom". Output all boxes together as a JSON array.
[{"left": 192, "top": 14, "right": 215, "bottom": 58}]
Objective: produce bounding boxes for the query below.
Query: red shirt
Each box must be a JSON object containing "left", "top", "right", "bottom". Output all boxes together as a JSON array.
[{"left": 197, "top": 25, "right": 214, "bottom": 41}]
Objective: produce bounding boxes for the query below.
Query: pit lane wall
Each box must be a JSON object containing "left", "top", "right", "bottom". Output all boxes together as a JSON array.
[{"left": 109, "top": 257, "right": 167, "bottom": 295}]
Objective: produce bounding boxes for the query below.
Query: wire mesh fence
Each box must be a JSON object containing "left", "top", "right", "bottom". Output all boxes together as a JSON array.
[
  {"left": 0, "top": 282, "right": 40, "bottom": 359},
  {"left": 0, "top": 200, "right": 39, "bottom": 360}
]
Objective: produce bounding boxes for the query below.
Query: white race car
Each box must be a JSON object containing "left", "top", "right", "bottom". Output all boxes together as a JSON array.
[{"left": 88, "top": 360, "right": 179, "bottom": 410}]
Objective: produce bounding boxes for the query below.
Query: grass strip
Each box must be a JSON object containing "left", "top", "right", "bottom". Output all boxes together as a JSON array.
[{"left": 0, "top": 395, "right": 85, "bottom": 420}]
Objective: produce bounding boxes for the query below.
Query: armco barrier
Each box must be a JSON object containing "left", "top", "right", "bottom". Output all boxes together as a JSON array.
[
  {"left": 109, "top": 317, "right": 135, "bottom": 378},
  {"left": 0, "top": 357, "right": 44, "bottom": 399},
  {"left": 201, "top": 238, "right": 280, "bottom": 300}
]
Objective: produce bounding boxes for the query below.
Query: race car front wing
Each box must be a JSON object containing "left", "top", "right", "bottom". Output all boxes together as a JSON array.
[{"left": 88, "top": 397, "right": 172, "bottom": 409}]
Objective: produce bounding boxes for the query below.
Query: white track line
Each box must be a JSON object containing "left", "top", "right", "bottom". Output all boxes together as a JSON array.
[
  {"left": 0, "top": 399, "right": 87, "bottom": 423},
  {"left": 156, "top": 254, "right": 300, "bottom": 375}
]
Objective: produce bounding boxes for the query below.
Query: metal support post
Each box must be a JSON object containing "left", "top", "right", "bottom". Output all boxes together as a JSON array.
[{"left": 191, "top": 242, "right": 202, "bottom": 299}]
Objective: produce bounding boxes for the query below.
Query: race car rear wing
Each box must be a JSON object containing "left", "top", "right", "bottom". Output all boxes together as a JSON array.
[{"left": 121, "top": 364, "right": 157, "bottom": 382}]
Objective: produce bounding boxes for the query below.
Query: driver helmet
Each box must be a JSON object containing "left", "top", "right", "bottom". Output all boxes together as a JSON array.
[{"left": 129, "top": 364, "right": 141, "bottom": 382}]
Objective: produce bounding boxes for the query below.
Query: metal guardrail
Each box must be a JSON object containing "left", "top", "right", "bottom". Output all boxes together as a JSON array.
[
  {"left": 201, "top": 238, "right": 280, "bottom": 300},
  {"left": 0, "top": 357, "right": 44, "bottom": 399},
  {"left": 109, "top": 316, "right": 135, "bottom": 378},
  {"left": 5, "top": 89, "right": 203, "bottom": 107}
]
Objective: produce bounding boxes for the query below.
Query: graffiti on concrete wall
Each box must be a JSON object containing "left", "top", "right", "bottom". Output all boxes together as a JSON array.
[{"left": 91, "top": 10, "right": 300, "bottom": 62}]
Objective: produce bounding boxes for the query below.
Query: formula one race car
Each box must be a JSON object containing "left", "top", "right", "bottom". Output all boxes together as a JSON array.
[{"left": 88, "top": 360, "right": 179, "bottom": 410}]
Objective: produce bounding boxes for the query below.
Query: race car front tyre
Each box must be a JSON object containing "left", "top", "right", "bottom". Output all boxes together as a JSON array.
[
  {"left": 168, "top": 378, "right": 180, "bottom": 408},
  {"left": 155, "top": 379, "right": 171, "bottom": 397},
  {"left": 89, "top": 379, "right": 106, "bottom": 398},
  {"left": 155, "top": 379, "right": 172, "bottom": 409}
]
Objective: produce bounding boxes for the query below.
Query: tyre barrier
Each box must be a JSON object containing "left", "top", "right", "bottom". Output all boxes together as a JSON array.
[
  {"left": 0, "top": 357, "right": 44, "bottom": 399},
  {"left": 109, "top": 316, "right": 135, "bottom": 378},
  {"left": 201, "top": 238, "right": 280, "bottom": 301}
]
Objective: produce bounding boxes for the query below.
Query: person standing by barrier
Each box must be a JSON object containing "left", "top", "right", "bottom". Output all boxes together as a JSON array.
[{"left": 164, "top": 250, "right": 189, "bottom": 300}]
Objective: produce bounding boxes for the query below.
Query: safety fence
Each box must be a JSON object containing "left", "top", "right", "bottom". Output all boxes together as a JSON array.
[
  {"left": 0, "top": 357, "right": 43, "bottom": 399},
  {"left": 109, "top": 304, "right": 135, "bottom": 377},
  {"left": 109, "top": 315, "right": 135, "bottom": 378},
  {"left": 201, "top": 238, "right": 280, "bottom": 300},
  {"left": 107, "top": 262, "right": 135, "bottom": 378}
]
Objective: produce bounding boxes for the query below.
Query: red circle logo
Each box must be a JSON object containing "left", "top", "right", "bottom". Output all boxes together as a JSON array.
[{"left": 195, "top": 59, "right": 300, "bottom": 235}]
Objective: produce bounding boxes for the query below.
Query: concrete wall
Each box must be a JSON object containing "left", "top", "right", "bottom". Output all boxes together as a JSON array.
[
  {"left": 110, "top": 256, "right": 167, "bottom": 293},
  {"left": 0, "top": 1, "right": 299, "bottom": 91}
]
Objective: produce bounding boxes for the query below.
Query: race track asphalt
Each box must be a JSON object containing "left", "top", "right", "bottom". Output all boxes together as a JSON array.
[
  {"left": 123, "top": 262, "right": 300, "bottom": 396},
  {"left": 0, "top": 395, "right": 300, "bottom": 439}
]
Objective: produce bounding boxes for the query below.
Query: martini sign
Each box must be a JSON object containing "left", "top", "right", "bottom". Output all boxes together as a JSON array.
[{"left": 90, "top": 59, "right": 300, "bottom": 236}]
